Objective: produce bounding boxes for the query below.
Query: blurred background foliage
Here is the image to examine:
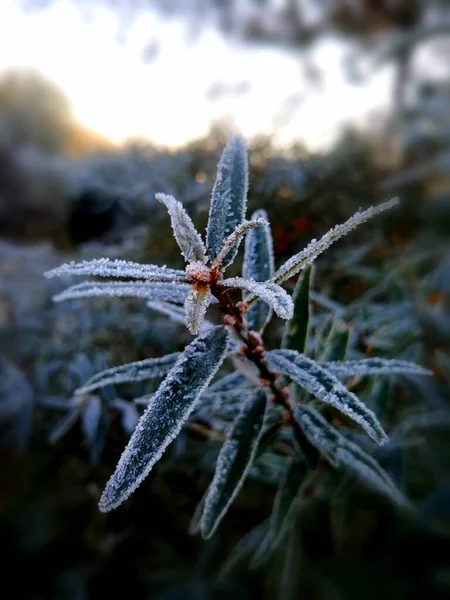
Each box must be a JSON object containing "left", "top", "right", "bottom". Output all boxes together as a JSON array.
[{"left": 1, "top": 1, "right": 449, "bottom": 598}]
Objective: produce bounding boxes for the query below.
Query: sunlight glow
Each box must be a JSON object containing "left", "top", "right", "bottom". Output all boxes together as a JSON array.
[{"left": 0, "top": 0, "right": 394, "bottom": 150}]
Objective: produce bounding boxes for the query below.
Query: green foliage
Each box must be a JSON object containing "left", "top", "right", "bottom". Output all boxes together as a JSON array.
[{"left": 45, "top": 136, "right": 432, "bottom": 571}]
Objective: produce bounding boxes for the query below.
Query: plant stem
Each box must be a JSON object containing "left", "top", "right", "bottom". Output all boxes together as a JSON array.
[{"left": 211, "top": 281, "right": 321, "bottom": 469}]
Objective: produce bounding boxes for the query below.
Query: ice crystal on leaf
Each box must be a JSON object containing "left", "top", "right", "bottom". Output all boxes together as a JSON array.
[
  {"left": 45, "top": 258, "right": 187, "bottom": 282},
  {"left": 184, "top": 287, "right": 212, "bottom": 335},
  {"left": 292, "top": 404, "right": 409, "bottom": 508},
  {"left": 75, "top": 353, "right": 180, "bottom": 396},
  {"left": 242, "top": 209, "right": 275, "bottom": 332},
  {"left": 271, "top": 198, "right": 399, "bottom": 285},
  {"left": 220, "top": 277, "right": 294, "bottom": 320},
  {"left": 324, "top": 358, "right": 432, "bottom": 378},
  {"left": 45, "top": 134, "right": 431, "bottom": 546},
  {"left": 206, "top": 134, "right": 248, "bottom": 266},
  {"left": 52, "top": 281, "right": 192, "bottom": 305},
  {"left": 98, "top": 326, "right": 229, "bottom": 512},
  {"left": 268, "top": 350, "right": 387, "bottom": 444},
  {"left": 156, "top": 193, "right": 207, "bottom": 264},
  {"left": 200, "top": 390, "right": 267, "bottom": 538}
]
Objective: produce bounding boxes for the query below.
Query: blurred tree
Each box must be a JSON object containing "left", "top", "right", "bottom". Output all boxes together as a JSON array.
[{"left": 0, "top": 68, "right": 73, "bottom": 154}]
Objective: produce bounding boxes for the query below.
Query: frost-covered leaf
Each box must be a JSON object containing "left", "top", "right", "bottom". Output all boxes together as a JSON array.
[
  {"left": 53, "top": 281, "right": 191, "bottom": 304},
  {"left": 184, "top": 287, "right": 212, "bottom": 335},
  {"left": 212, "top": 217, "right": 268, "bottom": 269},
  {"left": 197, "top": 388, "right": 257, "bottom": 419},
  {"left": 45, "top": 258, "right": 187, "bottom": 282},
  {"left": 324, "top": 358, "right": 432, "bottom": 378},
  {"left": 291, "top": 404, "right": 409, "bottom": 508},
  {"left": 267, "top": 350, "right": 387, "bottom": 444},
  {"left": 272, "top": 198, "right": 399, "bottom": 285},
  {"left": 282, "top": 265, "right": 314, "bottom": 353},
  {"left": 147, "top": 301, "right": 214, "bottom": 332},
  {"left": 98, "top": 326, "right": 230, "bottom": 512},
  {"left": 243, "top": 209, "right": 275, "bottom": 331},
  {"left": 208, "top": 371, "right": 250, "bottom": 393},
  {"left": 156, "top": 193, "right": 207, "bottom": 264},
  {"left": 206, "top": 135, "right": 248, "bottom": 266},
  {"left": 75, "top": 353, "right": 180, "bottom": 395},
  {"left": 221, "top": 277, "right": 293, "bottom": 320},
  {"left": 200, "top": 390, "right": 267, "bottom": 539},
  {"left": 81, "top": 395, "right": 102, "bottom": 445}
]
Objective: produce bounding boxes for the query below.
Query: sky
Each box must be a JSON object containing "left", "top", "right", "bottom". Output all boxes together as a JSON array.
[{"left": 0, "top": 0, "right": 396, "bottom": 150}]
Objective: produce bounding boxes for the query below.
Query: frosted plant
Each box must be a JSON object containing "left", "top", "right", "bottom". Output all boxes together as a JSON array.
[{"left": 46, "top": 135, "right": 432, "bottom": 551}]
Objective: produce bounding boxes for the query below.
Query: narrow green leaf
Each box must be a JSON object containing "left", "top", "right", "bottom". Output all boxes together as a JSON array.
[
  {"left": 98, "top": 327, "right": 230, "bottom": 512},
  {"left": 292, "top": 404, "right": 409, "bottom": 508},
  {"left": 267, "top": 350, "right": 387, "bottom": 445},
  {"left": 319, "top": 321, "right": 350, "bottom": 362},
  {"left": 282, "top": 264, "right": 314, "bottom": 353},
  {"left": 243, "top": 209, "right": 275, "bottom": 331},
  {"left": 206, "top": 135, "right": 248, "bottom": 266},
  {"left": 200, "top": 390, "right": 267, "bottom": 539},
  {"left": 269, "top": 456, "right": 309, "bottom": 546}
]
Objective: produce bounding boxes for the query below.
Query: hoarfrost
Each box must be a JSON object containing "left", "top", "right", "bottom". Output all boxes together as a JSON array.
[
  {"left": 184, "top": 287, "right": 212, "bottom": 335},
  {"left": 268, "top": 350, "right": 387, "bottom": 444},
  {"left": 147, "top": 301, "right": 214, "bottom": 332},
  {"left": 292, "top": 404, "right": 409, "bottom": 508},
  {"left": 75, "top": 353, "right": 180, "bottom": 395},
  {"left": 206, "top": 135, "right": 248, "bottom": 266},
  {"left": 98, "top": 326, "right": 230, "bottom": 512},
  {"left": 53, "top": 281, "right": 192, "bottom": 305},
  {"left": 242, "top": 209, "right": 275, "bottom": 331},
  {"left": 324, "top": 358, "right": 432, "bottom": 377},
  {"left": 212, "top": 218, "right": 268, "bottom": 269},
  {"left": 200, "top": 390, "right": 267, "bottom": 538},
  {"left": 220, "top": 277, "right": 293, "bottom": 320},
  {"left": 45, "top": 258, "right": 187, "bottom": 282},
  {"left": 156, "top": 193, "right": 207, "bottom": 264},
  {"left": 271, "top": 198, "right": 399, "bottom": 285}
]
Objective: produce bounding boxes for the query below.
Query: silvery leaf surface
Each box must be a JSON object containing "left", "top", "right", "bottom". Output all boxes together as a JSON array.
[
  {"left": 53, "top": 281, "right": 192, "bottom": 305},
  {"left": 220, "top": 277, "right": 293, "bottom": 320},
  {"left": 184, "top": 287, "right": 212, "bottom": 335},
  {"left": 292, "top": 404, "right": 409, "bottom": 508},
  {"left": 267, "top": 349, "right": 387, "bottom": 445},
  {"left": 324, "top": 358, "right": 432, "bottom": 378},
  {"left": 272, "top": 198, "right": 399, "bottom": 285},
  {"left": 45, "top": 258, "right": 187, "bottom": 282},
  {"left": 206, "top": 135, "right": 248, "bottom": 266},
  {"left": 243, "top": 209, "right": 275, "bottom": 331},
  {"left": 98, "top": 326, "right": 230, "bottom": 512},
  {"left": 75, "top": 353, "right": 180, "bottom": 395},
  {"left": 200, "top": 390, "right": 267, "bottom": 538},
  {"left": 156, "top": 193, "right": 207, "bottom": 264}
]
